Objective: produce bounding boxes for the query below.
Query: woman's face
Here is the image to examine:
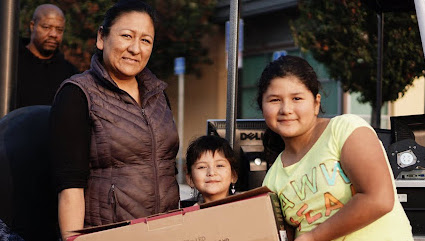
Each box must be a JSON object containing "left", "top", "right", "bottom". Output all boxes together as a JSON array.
[
  {"left": 261, "top": 76, "right": 321, "bottom": 139},
  {"left": 187, "top": 151, "right": 236, "bottom": 203},
  {"left": 96, "top": 11, "right": 154, "bottom": 82}
]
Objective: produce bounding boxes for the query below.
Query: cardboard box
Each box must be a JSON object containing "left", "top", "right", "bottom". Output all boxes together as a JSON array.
[{"left": 67, "top": 187, "right": 291, "bottom": 241}]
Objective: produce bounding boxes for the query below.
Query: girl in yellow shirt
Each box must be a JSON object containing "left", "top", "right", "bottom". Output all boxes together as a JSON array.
[{"left": 259, "top": 55, "right": 413, "bottom": 241}]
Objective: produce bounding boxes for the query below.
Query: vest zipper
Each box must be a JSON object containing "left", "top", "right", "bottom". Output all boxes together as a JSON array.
[
  {"left": 140, "top": 89, "right": 164, "bottom": 214},
  {"left": 108, "top": 184, "right": 117, "bottom": 222},
  {"left": 141, "top": 108, "right": 148, "bottom": 125},
  {"left": 151, "top": 128, "right": 160, "bottom": 214},
  {"left": 141, "top": 105, "right": 160, "bottom": 214}
]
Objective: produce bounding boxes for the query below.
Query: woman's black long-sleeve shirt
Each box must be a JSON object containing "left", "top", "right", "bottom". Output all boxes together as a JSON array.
[{"left": 50, "top": 84, "right": 90, "bottom": 192}]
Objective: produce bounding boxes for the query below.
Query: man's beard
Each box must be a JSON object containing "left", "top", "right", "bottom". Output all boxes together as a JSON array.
[
  {"left": 39, "top": 47, "right": 56, "bottom": 58},
  {"left": 38, "top": 39, "right": 59, "bottom": 58}
]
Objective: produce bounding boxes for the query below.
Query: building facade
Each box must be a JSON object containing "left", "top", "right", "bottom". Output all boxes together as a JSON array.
[{"left": 166, "top": 0, "right": 424, "bottom": 170}]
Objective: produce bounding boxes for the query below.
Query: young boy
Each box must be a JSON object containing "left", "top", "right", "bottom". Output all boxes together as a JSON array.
[{"left": 185, "top": 135, "right": 238, "bottom": 204}]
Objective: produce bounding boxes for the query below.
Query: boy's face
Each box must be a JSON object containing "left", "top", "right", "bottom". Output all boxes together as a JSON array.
[{"left": 186, "top": 151, "right": 236, "bottom": 203}]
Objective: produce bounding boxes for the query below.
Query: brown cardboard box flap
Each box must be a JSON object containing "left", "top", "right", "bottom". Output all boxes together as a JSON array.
[
  {"left": 200, "top": 185, "right": 271, "bottom": 208},
  {"left": 67, "top": 186, "right": 274, "bottom": 240},
  {"left": 67, "top": 205, "right": 201, "bottom": 240}
]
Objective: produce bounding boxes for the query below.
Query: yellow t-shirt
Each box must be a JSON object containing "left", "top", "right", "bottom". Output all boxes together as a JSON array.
[{"left": 263, "top": 114, "right": 413, "bottom": 241}]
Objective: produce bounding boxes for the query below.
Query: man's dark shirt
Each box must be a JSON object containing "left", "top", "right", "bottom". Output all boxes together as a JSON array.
[
  {"left": 15, "top": 38, "right": 79, "bottom": 109},
  {"left": 0, "top": 106, "right": 59, "bottom": 241}
]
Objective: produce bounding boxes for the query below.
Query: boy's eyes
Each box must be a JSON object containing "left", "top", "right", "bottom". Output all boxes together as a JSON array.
[{"left": 194, "top": 164, "right": 227, "bottom": 169}]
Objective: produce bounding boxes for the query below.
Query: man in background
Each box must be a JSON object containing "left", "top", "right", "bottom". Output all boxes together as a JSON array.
[
  {"left": 16, "top": 4, "right": 78, "bottom": 109},
  {"left": 0, "top": 4, "right": 78, "bottom": 241}
]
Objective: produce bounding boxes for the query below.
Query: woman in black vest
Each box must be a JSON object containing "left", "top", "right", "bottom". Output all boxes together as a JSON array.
[{"left": 49, "top": 1, "right": 179, "bottom": 240}]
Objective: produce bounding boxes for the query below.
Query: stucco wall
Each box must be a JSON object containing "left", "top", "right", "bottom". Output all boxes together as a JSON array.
[
  {"left": 166, "top": 25, "right": 227, "bottom": 158},
  {"left": 391, "top": 77, "right": 425, "bottom": 116}
]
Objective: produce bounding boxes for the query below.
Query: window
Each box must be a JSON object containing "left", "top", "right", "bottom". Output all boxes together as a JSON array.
[{"left": 239, "top": 50, "right": 342, "bottom": 119}]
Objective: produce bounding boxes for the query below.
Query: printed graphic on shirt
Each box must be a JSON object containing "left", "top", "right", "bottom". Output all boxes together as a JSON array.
[{"left": 278, "top": 161, "right": 352, "bottom": 232}]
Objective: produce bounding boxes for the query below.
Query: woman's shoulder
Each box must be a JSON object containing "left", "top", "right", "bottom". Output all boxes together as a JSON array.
[{"left": 65, "top": 70, "right": 94, "bottom": 84}]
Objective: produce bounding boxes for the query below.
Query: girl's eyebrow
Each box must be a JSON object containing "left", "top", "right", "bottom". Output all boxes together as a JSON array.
[
  {"left": 264, "top": 93, "right": 279, "bottom": 97},
  {"left": 266, "top": 91, "right": 306, "bottom": 97}
]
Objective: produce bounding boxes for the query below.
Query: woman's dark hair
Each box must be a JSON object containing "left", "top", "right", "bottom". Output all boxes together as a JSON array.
[
  {"left": 256, "top": 55, "right": 321, "bottom": 111},
  {"left": 95, "top": 0, "right": 158, "bottom": 57},
  {"left": 186, "top": 135, "right": 238, "bottom": 178}
]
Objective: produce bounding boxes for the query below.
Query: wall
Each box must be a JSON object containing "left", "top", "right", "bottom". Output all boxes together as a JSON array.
[
  {"left": 391, "top": 77, "right": 425, "bottom": 116},
  {"left": 166, "top": 25, "right": 228, "bottom": 161}
]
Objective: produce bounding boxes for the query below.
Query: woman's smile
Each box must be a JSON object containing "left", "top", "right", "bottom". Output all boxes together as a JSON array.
[{"left": 122, "top": 57, "right": 139, "bottom": 63}]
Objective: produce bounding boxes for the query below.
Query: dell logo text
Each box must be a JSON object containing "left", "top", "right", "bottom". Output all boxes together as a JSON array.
[{"left": 240, "top": 132, "right": 264, "bottom": 140}]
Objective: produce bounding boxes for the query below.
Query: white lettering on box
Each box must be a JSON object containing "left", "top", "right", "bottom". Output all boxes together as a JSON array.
[{"left": 279, "top": 230, "right": 288, "bottom": 241}]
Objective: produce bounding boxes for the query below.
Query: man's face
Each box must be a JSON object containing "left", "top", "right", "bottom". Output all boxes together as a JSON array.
[{"left": 30, "top": 13, "right": 65, "bottom": 57}]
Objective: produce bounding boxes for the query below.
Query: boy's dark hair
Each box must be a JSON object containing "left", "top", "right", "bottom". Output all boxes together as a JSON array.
[{"left": 186, "top": 135, "right": 238, "bottom": 177}]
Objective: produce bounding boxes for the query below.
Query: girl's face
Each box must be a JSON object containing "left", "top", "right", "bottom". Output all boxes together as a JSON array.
[
  {"left": 261, "top": 76, "right": 321, "bottom": 139},
  {"left": 96, "top": 11, "right": 154, "bottom": 83},
  {"left": 187, "top": 151, "right": 237, "bottom": 203}
]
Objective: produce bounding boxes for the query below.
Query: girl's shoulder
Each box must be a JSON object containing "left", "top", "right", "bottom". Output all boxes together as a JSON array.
[
  {"left": 330, "top": 114, "right": 371, "bottom": 130},
  {"left": 327, "top": 114, "right": 373, "bottom": 148}
]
